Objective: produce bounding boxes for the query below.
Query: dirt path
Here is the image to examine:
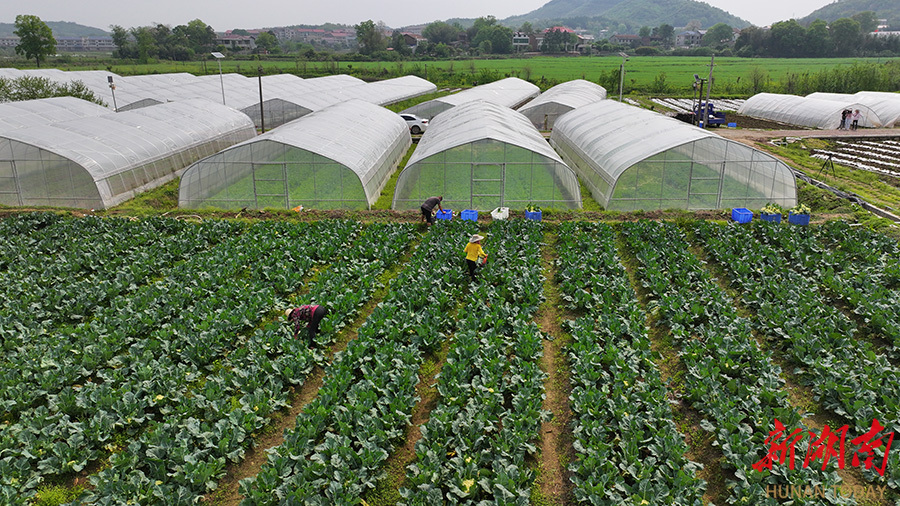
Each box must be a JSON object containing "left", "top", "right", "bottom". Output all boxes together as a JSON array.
[
  {"left": 534, "top": 229, "right": 576, "bottom": 505},
  {"left": 717, "top": 126, "right": 900, "bottom": 145},
  {"left": 202, "top": 235, "right": 420, "bottom": 505}
]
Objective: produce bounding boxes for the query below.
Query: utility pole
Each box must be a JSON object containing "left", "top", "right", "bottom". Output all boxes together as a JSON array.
[
  {"left": 703, "top": 54, "right": 715, "bottom": 129},
  {"left": 258, "top": 66, "right": 266, "bottom": 133}
]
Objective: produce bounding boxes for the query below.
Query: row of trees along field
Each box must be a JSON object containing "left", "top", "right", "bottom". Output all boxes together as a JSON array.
[{"left": 736, "top": 13, "right": 900, "bottom": 57}]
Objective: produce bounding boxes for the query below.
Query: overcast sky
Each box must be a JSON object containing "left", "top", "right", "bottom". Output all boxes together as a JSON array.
[{"left": 2, "top": 0, "right": 832, "bottom": 32}]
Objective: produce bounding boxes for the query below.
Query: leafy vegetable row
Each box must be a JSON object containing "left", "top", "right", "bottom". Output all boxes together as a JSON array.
[
  {"left": 750, "top": 220, "right": 900, "bottom": 352},
  {"left": 694, "top": 220, "right": 900, "bottom": 490},
  {"left": 241, "top": 220, "right": 473, "bottom": 505},
  {"left": 0, "top": 216, "right": 197, "bottom": 322},
  {"left": 0, "top": 216, "right": 230, "bottom": 347},
  {"left": 0, "top": 219, "right": 359, "bottom": 504},
  {"left": 78, "top": 222, "right": 416, "bottom": 505},
  {"left": 402, "top": 219, "right": 547, "bottom": 504},
  {"left": 555, "top": 221, "right": 705, "bottom": 504},
  {"left": 620, "top": 220, "right": 849, "bottom": 505}
]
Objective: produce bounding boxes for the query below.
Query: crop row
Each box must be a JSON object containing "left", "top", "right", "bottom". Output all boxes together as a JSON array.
[
  {"left": 79, "top": 222, "right": 416, "bottom": 504},
  {"left": 555, "top": 222, "right": 705, "bottom": 504},
  {"left": 619, "top": 220, "right": 849, "bottom": 505},
  {"left": 0, "top": 215, "right": 222, "bottom": 332},
  {"left": 750, "top": 220, "right": 900, "bottom": 352},
  {"left": 0, "top": 220, "right": 243, "bottom": 421},
  {"left": 694, "top": 221, "right": 900, "bottom": 490},
  {"left": 0, "top": 218, "right": 371, "bottom": 503},
  {"left": 240, "top": 220, "right": 473, "bottom": 505},
  {"left": 401, "top": 219, "right": 547, "bottom": 503}
]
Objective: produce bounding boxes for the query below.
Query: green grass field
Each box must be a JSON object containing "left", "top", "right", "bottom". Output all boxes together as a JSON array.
[{"left": 41, "top": 56, "right": 895, "bottom": 96}]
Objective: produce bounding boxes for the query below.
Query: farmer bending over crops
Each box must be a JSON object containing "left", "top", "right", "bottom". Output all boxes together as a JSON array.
[
  {"left": 420, "top": 196, "right": 444, "bottom": 226},
  {"left": 285, "top": 305, "right": 328, "bottom": 346},
  {"left": 463, "top": 233, "right": 488, "bottom": 282}
]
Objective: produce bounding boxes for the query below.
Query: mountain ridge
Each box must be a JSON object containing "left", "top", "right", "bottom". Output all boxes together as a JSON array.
[
  {"left": 504, "top": 0, "right": 751, "bottom": 29},
  {"left": 0, "top": 20, "right": 108, "bottom": 38}
]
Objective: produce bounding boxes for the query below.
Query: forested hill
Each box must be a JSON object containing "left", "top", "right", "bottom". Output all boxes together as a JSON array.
[
  {"left": 505, "top": 0, "right": 750, "bottom": 29},
  {"left": 800, "top": 0, "right": 899, "bottom": 27},
  {"left": 0, "top": 21, "right": 108, "bottom": 38}
]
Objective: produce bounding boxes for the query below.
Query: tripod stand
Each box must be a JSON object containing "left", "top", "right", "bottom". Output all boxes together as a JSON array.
[{"left": 818, "top": 153, "right": 836, "bottom": 178}]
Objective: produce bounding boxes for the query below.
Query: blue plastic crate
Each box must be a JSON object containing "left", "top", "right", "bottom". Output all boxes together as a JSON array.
[
  {"left": 760, "top": 213, "right": 782, "bottom": 224},
  {"left": 731, "top": 207, "right": 753, "bottom": 224},
  {"left": 461, "top": 209, "right": 478, "bottom": 222},
  {"left": 788, "top": 212, "right": 810, "bottom": 226},
  {"left": 525, "top": 210, "right": 542, "bottom": 221},
  {"left": 435, "top": 209, "right": 452, "bottom": 221}
]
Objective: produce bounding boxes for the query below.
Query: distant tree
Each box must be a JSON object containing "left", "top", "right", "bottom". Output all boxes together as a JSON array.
[
  {"left": 255, "top": 32, "right": 278, "bottom": 53},
  {"left": 768, "top": 20, "right": 806, "bottom": 57},
  {"left": 13, "top": 15, "right": 56, "bottom": 67},
  {"left": 472, "top": 23, "right": 513, "bottom": 54},
  {"left": 831, "top": 17, "right": 861, "bottom": 56},
  {"left": 702, "top": 23, "right": 733, "bottom": 48},
  {"left": 519, "top": 22, "right": 536, "bottom": 37},
  {"left": 658, "top": 24, "right": 675, "bottom": 47},
  {"left": 804, "top": 19, "right": 831, "bottom": 57},
  {"left": 422, "top": 21, "right": 460, "bottom": 45},
  {"left": 433, "top": 42, "right": 452, "bottom": 58},
  {"left": 391, "top": 30, "right": 412, "bottom": 56},
  {"left": 638, "top": 26, "right": 651, "bottom": 37},
  {"left": 685, "top": 19, "right": 702, "bottom": 31},
  {"left": 176, "top": 19, "right": 216, "bottom": 53},
  {"left": 734, "top": 26, "right": 767, "bottom": 56},
  {"left": 355, "top": 19, "right": 387, "bottom": 54},
  {"left": 231, "top": 29, "right": 250, "bottom": 36},
  {"left": 467, "top": 16, "right": 498, "bottom": 44},
  {"left": 541, "top": 28, "right": 576, "bottom": 53},
  {"left": 132, "top": 26, "right": 157, "bottom": 63},
  {"left": 852, "top": 11, "right": 879, "bottom": 33},
  {"left": 109, "top": 25, "right": 133, "bottom": 58},
  {"left": 0, "top": 76, "right": 103, "bottom": 105}
]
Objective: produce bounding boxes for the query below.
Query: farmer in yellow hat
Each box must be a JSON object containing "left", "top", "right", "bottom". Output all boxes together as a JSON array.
[{"left": 463, "top": 233, "right": 488, "bottom": 282}]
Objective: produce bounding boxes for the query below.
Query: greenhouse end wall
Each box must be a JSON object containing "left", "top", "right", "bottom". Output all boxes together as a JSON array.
[
  {"left": 0, "top": 140, "right": 102, "bottom": 208},
  {"left": 180, "top": 141, "right": 373, "bottom": 210},
  {"left": 393, "top": 139, "right": 580, "bottom": 211},
  {"left": 179, "top": 98, "right": 411, "bottom": 212}
]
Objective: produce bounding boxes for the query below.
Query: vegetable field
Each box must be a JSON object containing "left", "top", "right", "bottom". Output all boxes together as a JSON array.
[{"left": 1, "top": 213, "right": 899, "bottom": 505}]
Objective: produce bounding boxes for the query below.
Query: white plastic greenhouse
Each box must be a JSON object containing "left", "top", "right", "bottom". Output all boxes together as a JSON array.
[
  {"left": 392, "top": 100, "right": 581, "bottom": 211},
  {"left": 807, "top": 91, "right": 900, "bottom": 128},
  {"left": 739, "top": 93, "right": 882, "bottom": 129},
  {"left": 2, "top": 69, "right": 436, "bottom": 130},
  {"left": 518, "top": 79, "right": 607, "bottom": 130},
  {"left": 0, "top": 97, "right": 109, "bottom": 133},
  {"left": 179, "top": 99, "right": 410, "bottom": 210},
  {"left": 0, "top": 98, "right": 256, "bottom": 209},
  {"left": 399, "top": 77, "right": 540, "bottom": 120},
  {"left": 551, "top": 100, "right": 797, "bottom": 211}
]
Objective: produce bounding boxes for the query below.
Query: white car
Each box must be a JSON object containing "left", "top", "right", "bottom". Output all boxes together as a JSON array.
[{"left": 400, "top": 113, "right": 428, "bottom": 134}]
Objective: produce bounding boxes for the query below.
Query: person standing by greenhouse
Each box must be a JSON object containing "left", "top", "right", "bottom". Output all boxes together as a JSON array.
[
  {"left": 285, "top": 305, "right": 328, "bottom": 346},
  {"left": 463, "top": 233, "right": 488, "bottom": 282},
  {"left": 420, "top": 196, "right": 445, "bottom": 226},
  {"left": 850, "top": 109, "right": 861, "bottom": 130}
]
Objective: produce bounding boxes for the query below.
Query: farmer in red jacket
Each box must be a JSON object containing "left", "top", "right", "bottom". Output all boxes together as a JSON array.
[{"left": 285, "top": 305, "right": 328, "bottom": 346}]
